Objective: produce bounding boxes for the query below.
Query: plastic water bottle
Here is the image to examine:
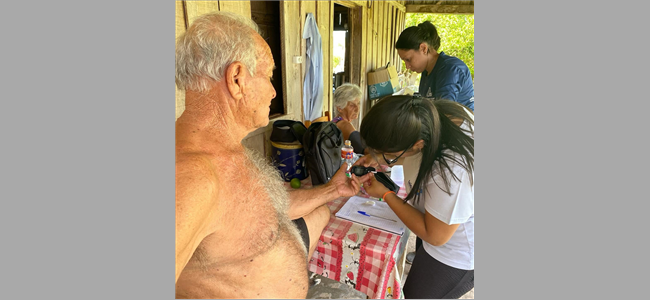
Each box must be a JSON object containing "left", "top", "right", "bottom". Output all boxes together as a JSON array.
[{"left": 341, "top": 140, "right": 354, "bottom": 170}]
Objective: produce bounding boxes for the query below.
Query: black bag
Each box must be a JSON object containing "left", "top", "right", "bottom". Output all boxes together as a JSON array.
[
  {"left": 270, "top": 120, "right": 307, "bottom": 144},
  {"left": 302, "top": 121, "right": 343, "bottom": 185}
]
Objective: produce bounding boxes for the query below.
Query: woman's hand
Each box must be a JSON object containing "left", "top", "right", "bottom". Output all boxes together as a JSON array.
[
  {"left": 355, "top": 154, "right": 380, "bottom": 169},
  {"left": 362, "top": 173, "right": 390, "bottom": 199}
]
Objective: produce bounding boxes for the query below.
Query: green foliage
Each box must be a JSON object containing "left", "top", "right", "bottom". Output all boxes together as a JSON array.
[
  {"left": 333, "top": 56, "right": 341, "bottom": 70},
  {"left": 402, "top": 14, "right": 474, "bottom": 80}
]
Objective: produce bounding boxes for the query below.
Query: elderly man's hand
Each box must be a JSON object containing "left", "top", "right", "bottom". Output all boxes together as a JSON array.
[{"left": 328, "top": 162, "right": 362, "bottom": 198}]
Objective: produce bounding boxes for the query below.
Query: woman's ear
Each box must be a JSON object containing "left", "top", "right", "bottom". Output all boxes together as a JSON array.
[
  {"left": 414, "top": 139, "right": 426, "bottom": 151},
  {"left": 419, "top": 42, "right": 428, "bottom": 54}
]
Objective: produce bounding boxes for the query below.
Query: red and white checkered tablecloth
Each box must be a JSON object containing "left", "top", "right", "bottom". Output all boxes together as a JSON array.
[{"left": 305, "top": 184, "right": 409, "bottom": 299}]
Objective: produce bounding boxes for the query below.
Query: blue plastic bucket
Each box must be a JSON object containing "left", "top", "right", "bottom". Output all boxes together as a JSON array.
[{"left": 271, "top": 141, "right": 308, "bottom": 182}]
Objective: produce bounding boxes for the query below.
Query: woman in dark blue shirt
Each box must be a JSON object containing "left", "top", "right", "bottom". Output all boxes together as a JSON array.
[{"left": 396, "top": 21, "right": 474, "bottom": 111}]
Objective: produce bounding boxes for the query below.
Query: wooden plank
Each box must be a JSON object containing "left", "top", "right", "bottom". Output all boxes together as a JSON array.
[
  {"left": 356, "top": 4, "right": 368, "bottom": 128},
  {"left": 395, "top": 9, "right": 400, "bottom": 60},
  {"left": 382, "top": 2, "right": 393, "bottom": 66},
  {"left": 316, "top": 0, "right": 331, "bottom": 117},
  {"left": 328, "top": 1, "right": 335, "bottom": 115},
  {"left": 379, "top": 2, "right": 385, "bottom": 66},
  {"left": 349, "top": 5, "right": 362, "bottom": 87},
  {"left": 348, "top": 5, "right": 357, "bottom": 85},
  {"left": 387, "top": 4, "right": 393, "bottom": 66},
  {"left": 280, "top": 0, "right": 301, "bottom": 122},
  {"left": 218, "top": 0, "right": 251, "bottom": 18},
  {"left": 375, "top": 1, "right": 386, "bottom": 67},
  {"left": 368, "top": 1, "right": 373, "bottom": 70},
  {"left": 377, "top": 2, "right": 384, "bottom": 67},
  {"left": 405, "top": 4, "right": 474, "bottom": 14},
  {"left": 388, "top": 5, "right": 393, "bottom": 67},
  {"left": 388, "top": 1, "right": 406, "bottom": 12},
  {"left": 351, "top": 0, "right": 367, "bottom": 7},
  {"left": 372, "top": 1, "right": 378, "bottom": 70},
  {"left": 392, "top": 7, "right": 397, "bottom": 67},
  {"left": 393, "top": 8, "right": 397, "bottom": 68},
  {"left": 357, "top": 6, "right": 364, "bottom": 86},
  {"left": 184, "top": 1, "right": 220, "bottom": 25},
  {"left": 397, "top": 9, "right": 404, "bottom": 68},
  {"left": 358, "top": 4, "right": 367, "bottom": 90},
  {"left": 336, "top": 0, "right": 357, "bottom": 9},
  {"left": 384, "top": 2, "right": 391, "bottom": 66},
  {"left": 176, "top": 1, "right": 188, "bottom": 120},
  {"left": 389, "top": 6, "right": 395, "bottom": 67},
  {"left": 389, "top": 3, "right": 395, "bottom": 65}
]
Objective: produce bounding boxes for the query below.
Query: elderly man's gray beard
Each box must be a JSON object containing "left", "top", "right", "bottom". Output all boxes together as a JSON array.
[{"left": 243, "top": 147, "right": 290, "bottom": 216}]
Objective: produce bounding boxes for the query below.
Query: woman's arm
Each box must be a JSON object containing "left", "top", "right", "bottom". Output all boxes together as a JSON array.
[
  {"left": 384, "top": 192, "right": 459, "bottom": 246},
  {"left": 336, "top": 120, "right": 356, "bottom": 141},
  {"left": 336, "top": 121, "right": 366, "bottom": 154},
  {"left": 363, "top": 173, "right": 460, "bottom": 246},
  {"left": 348, "top": 131, "right": 366, "bottom": 155}
]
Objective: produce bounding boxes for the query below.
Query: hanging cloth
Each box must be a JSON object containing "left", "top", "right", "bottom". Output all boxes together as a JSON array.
[{"left": 302, "top": 13, "right": 324, "bottom": 121}]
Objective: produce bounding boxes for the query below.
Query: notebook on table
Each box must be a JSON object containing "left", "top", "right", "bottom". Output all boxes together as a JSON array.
[{"left": 335, "top": 196, "right": 406, "bottom": 235}]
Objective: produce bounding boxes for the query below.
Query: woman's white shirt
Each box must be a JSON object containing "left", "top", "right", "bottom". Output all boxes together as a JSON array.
[{"left": 402, "top": 120, "right": 474, "bottom": 270}]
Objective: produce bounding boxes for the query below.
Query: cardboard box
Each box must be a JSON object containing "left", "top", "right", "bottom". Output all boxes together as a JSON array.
[{"left": 367, "top": 64, "right": 400, "bottom": 100}]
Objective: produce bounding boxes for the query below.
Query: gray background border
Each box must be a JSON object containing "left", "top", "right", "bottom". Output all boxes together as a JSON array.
[{"left": 2, "top": 0, "right": 647, "bottom": 299}]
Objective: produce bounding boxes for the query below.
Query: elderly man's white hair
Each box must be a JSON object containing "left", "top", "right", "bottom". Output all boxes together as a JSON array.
[
  {"left": 175, "top": 12, "right": 262, "bottom": 93},
  {"left": 333, "top": 83, "right": 363, "bottom": 117}
]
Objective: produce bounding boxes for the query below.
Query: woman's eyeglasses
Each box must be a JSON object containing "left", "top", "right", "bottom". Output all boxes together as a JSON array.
[{"left": 382, "top": 144, "right": 413, "bottom": 165}]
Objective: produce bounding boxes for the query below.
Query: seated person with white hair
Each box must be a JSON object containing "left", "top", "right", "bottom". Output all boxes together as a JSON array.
[{"left": 332, "top": 83, "right": 367, "bottom": 154}]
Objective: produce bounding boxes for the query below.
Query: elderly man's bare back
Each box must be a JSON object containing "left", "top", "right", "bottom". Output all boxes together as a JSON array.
[{"left": 175, "top": 147, "right": 309, "bottom": 299}]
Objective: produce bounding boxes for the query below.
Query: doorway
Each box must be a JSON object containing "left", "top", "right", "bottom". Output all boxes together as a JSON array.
[
  {"left": 251, "top": 1, "right": 285, "bottom": 118},
  {"left": 332, "top": 3, "right": 351, "bottom": 93}
]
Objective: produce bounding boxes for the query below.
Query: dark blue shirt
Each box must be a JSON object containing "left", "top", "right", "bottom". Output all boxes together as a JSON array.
[{"left": 419, "top": 51, "right": 474, "bottom": 111}]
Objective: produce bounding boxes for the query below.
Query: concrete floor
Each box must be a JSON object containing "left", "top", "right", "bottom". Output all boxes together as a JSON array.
[{"left": 401, "top": 231, "right": 474, "bottom": 299}]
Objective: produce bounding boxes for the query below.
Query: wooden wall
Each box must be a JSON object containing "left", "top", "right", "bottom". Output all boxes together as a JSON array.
[
  {"left": 357, "top": 0, "right": 405, "bottom": 128},
  {"left": 175, "top": 1, "right": 406, "bottom": 157}
]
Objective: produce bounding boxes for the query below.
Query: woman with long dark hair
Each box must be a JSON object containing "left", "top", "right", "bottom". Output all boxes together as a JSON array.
[
  {"left": 396, "top": 21, "right": 474, "bottom": 111},
  {"left": 358, "top": 95, "right": 474, "bottom": 299}
]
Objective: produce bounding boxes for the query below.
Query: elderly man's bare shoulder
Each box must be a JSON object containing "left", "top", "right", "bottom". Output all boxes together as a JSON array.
[{"left": 176, "top": 152, "right": 220, "bottom": 197}]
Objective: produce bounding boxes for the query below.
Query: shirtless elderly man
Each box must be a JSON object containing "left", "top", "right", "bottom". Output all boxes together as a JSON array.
[{"left": 175, "top": 12, "right": 364, "bottom": 298}]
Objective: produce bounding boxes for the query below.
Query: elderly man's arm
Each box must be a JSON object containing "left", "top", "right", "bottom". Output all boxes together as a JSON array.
[
  {"left": 288, "top": 162, "right": 365, "bottom": 220},
  {"left": 175, "top": 157, "right": 220, "bottom": 283}
]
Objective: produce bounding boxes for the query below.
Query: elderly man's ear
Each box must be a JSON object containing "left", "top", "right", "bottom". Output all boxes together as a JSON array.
[{"left": 225, "top": 62, "right": 248, "bottom": 101}]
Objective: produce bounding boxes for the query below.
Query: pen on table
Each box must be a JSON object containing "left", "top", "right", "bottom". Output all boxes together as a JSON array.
[{"left": 357, "top": 211, "right": 397, "bottom": 222}]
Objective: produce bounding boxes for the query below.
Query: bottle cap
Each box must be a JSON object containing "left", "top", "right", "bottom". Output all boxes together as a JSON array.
[{"left": 344, "top": 140, "right": 351, "bottom": 146}]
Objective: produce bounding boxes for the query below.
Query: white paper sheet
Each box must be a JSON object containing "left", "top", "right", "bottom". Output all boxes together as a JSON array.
[{"left": 335, "top": 196, "right": 406, "bottom": 235}]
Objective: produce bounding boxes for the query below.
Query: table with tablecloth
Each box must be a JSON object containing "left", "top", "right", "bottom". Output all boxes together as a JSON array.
[{"left": 307, "top": 185, "right": 410, "bottom": 299}]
